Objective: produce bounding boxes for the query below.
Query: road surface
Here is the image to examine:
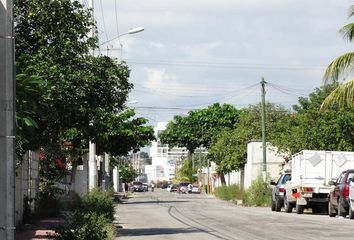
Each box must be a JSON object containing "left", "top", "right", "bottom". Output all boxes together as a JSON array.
[{"left": 115, "top": 189, "right": 354, "bottom": 240}]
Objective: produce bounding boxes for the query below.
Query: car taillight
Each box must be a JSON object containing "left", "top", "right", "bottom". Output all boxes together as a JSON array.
[
  {"left": 301, "top": 187, "right": 313, "bottom": 192},
  {"left": 279, "top": 187, "right": 285, "bottom": 192},
  {"left": 342, "top": 184, "right": 349, "bottom": 198}
]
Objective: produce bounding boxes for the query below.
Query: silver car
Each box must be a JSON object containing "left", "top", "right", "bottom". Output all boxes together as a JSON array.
[{"left": 271, "top": 172, "right": 291, "bottom": 212}]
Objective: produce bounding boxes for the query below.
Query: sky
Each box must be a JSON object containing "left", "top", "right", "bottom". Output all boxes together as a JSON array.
[{"left": 85, "top": 0, "right": 353, "bottom": 125}]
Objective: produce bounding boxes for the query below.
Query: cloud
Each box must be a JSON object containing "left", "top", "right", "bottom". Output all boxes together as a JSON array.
[{"left": 150, "top": 42, "right": 165, "bottom": 49}]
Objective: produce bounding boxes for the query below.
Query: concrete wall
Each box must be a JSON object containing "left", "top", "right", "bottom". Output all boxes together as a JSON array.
[
  {"left": 15, "top": 151, "right": 40, "bottom": 225},
  {"left": 244, "top": 141, "right": 285, "bottom": 189}
]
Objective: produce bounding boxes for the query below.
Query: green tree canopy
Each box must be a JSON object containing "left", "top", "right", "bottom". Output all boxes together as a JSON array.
[
  {"left": 208, "top": 103, "right": 289, "bottom": 176},
  {"left": 14, "top": 0, "right": 154, "bottom": 159},
  {"left": 159, "top": 103, "right": 241, "bottom": 153},
  {"left": 273, "top": 83, "right": 354, "bottom": 154}
]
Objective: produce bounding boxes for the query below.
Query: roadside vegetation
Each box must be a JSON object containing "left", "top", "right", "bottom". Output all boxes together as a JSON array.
[
  {"left": 214, "top": 185, "right": 244, "bottom": 201},
  {"left": 52, "top": 189, "right": 116, "bottom": 240},
  {"left": 14, "top": 0, "right": 154, "bottom": 224},
  {"left": 213, "top": 177, "right": 271, "bottom": 207},
  {"left": 242, "top": 177, "right": 272, "bottom": 207}
]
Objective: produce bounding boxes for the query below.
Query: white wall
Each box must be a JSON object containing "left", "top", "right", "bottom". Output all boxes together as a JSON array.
[{"left": 244, "top": 141, "right": 285, "bottom": 189}]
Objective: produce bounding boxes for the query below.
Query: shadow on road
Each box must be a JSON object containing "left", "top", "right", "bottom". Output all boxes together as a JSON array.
[
  {"left": 118, "top": 227, "right": 201, "bottom": 237},
  {"left": 122, "top": 200, "right": 190, "bottom": 205}
]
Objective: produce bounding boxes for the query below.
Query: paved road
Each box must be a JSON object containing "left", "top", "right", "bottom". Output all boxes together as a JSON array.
[{"left": 115, "top": 189, "right": 354, "bottom": 240}]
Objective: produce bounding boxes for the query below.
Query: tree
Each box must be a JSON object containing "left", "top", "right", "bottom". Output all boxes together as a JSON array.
[
  {"left": 119, "top": 163, "right": 138, "bottom": 183},
  {"left": 321, "top": 5, "right": 354, "bottom": 109},
  {"left": 208, "top": 103, "right": 289, "bottom": 184},
  {"left": 273, "top": 84, "right": 354, "bottom": 154},
  {"left": 159, "top": 103, "right": 241, "bottom": 153},
  {"left": 14, "top": 0, "right": 155, "bottom": 190},
  {"left": 176, "top": 159, "right": 197, "bottom": 183}
]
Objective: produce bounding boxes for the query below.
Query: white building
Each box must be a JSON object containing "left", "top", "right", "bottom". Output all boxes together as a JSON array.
[{"left": 145, "top": 122, "right": 188, "bottom": 182}]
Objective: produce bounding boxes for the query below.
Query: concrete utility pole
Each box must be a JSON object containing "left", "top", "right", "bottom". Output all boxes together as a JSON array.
[
  {"left": 87, "top": 0, "right": 98, "bottom": 191},
  {"left": 0, "top": 0, "right": 15, "bottom": 239},
  {"left": 260, "top": 78, "right": 267, "bottom": 181}
]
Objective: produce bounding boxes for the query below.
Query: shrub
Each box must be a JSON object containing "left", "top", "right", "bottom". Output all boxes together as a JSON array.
[
  {"left": 53, "top": 212, "right": 115, "bottom": 240},
  {"left": 52, "top": 189, "right": 116, "bottom": 240},
  {"left": 243, "top": 176, "right": 272, "bottom": 206},
  {"left": 77, "top": 189, "right": 115, "bottom": 221},
  {"left": 214, "top": 185, "right": 244, "bottom": 201}
]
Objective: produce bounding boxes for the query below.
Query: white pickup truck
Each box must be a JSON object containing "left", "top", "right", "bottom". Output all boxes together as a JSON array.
[{"left": 283, "top": 150, "right": 354, "bottom": 214}]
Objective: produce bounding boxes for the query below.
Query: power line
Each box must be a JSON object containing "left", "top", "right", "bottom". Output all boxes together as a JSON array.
[
  {"left": 99, "top": 0, "right": 108, "bottom": 41},
  {"left": 101, "top": 57, "right": 326, "bottom": 71},
  {"left": 114, "top": 0, "right": 122, "bottom": 46}
]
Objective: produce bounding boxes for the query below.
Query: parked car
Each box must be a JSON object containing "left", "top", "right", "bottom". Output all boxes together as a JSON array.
[
  {"left": 167, "top": 184, "right": 178, "bottom": 192},
  {"left": 178, "top": 182, "right": 190, "bottom": 193},
  {"left": 143, "top": 183, "right": 149, "bottom": 192},
  {"left": 271, "top": 172, "right": 291, "bottom": 212},
  {"left": 160, "top": 182, "right": 169, "bottom": 189},
  {"left": 132, "top": 181, "right": 145, "bottom": 192},
  {"left": 328, "top": 169, "right": 354, "bottom": 217},
  {"left": 191, "top": 185, "right": 201, "bottom": 194}
]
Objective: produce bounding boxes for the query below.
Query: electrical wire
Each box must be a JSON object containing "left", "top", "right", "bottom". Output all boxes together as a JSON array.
[
  {"left": 99, "top": 0, "right": 109, "bottom": 41},
  {"left": 114, "top": 0, "right": 122, "bottom": 47},
  {"left": 101, "top": 57, "right": 327, "bottom": 71}
]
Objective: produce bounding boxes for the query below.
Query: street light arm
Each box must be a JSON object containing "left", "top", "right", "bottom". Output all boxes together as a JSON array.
[{"left": 99, "top": 27, "right": 144, "bottom": 46}]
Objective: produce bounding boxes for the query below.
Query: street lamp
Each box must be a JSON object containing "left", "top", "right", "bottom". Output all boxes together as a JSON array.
[{"left": 100, "top": 27, "right": 144, "bottom": 46}]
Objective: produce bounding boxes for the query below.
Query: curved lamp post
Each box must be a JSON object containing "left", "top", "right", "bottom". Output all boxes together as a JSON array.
[{"left": 100, "top": 27, "right": 144, "bottom": 46}]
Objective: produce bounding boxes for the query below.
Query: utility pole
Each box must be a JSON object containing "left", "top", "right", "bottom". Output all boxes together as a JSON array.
[
  {"left": 260, "top": 78, "right": 267, "bottom": 181},
  {"left": 88, "top": 0, "right": 97, "bottom": 191},
  {"left": 0, "top": 0, "right": 15, "bottom": 239}
]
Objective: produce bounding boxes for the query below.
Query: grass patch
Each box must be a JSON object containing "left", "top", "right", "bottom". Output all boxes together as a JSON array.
[
  {"left": 214, "top": 185, "right": 244, "bottom": 201},
  {"left": 243, "top": 176, "right": 272, "bottom": 206}
]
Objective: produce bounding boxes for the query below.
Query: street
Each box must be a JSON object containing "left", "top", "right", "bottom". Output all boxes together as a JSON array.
[{"left": 116, "top": 189, "right": 354, "bottom": 240}]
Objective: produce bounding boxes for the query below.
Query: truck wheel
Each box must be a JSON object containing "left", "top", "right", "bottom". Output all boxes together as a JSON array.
[
  {"left": 296, "top": 204, "right": 304, "bottom": 214},
  {"left": 271, "top": 200, "right": 276, "bottom": 211},
  {"left": 328, "top": 201, "right": 336, "bottom": 217},
  {"left": 275, "top": 199, "right": 282, "bottom": 212},
  {"left": 284, "top": 195, "right": 292, "bottom": 213}
]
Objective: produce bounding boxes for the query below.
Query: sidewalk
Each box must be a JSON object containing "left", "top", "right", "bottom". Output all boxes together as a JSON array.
[{"left": 15, "top": 218, "right": 65, "bottom": 240}]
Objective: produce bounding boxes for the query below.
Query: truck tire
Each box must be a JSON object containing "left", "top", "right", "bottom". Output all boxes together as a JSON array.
[
  {"left": 328, "top": 201, "right": 336, "bottom": 217},
  {"left": 271, "top": 200, "right": 276, "bottom": 211},
  {"left": 284, "top": 195, "right": 293, "bottom": 213},
  {"left": 275, "top": 199, "right": 282, "bottom": 212},
  {"left": 296, "top": 204, "right": 304, "bottom": 214}
]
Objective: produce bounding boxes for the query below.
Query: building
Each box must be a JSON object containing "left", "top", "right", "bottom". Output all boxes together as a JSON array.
[{"left": 145, "top": 122, "right": 189, "bottom": 182}]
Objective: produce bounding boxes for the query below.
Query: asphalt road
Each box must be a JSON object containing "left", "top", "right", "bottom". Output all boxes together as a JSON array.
[{"left": 115, "top": 189, "right": 354, "bottom": 240}]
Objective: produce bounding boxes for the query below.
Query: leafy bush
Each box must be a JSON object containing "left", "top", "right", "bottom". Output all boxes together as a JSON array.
[
  {"left": 214, "top": 185, "right": 244, "bottom": 201},
  {"left": 52, "top": 189, "right": 116, "bottom": 240},
  {"left": 53, "top": 212, "right": 115, "bottom": 240},
  {"left": 243, "top": 176, "right": 272, "bottom": 206},
  {"left": 77, "top": 188, "right": 115, "bottom": 221}
]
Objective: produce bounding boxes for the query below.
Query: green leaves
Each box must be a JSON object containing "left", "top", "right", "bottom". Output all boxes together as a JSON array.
[{"left": 159, "top": 103, "right": 240, "bottom": 153}]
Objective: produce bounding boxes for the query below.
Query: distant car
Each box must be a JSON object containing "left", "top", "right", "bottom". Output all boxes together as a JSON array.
[
  {"left": 271, "top": 172, "right": 292, "bottom": 212},
  {"left": 167, "top": 184, "right": 178, "bottom": 192},
  {"left": 191, "top": 185, "right": 201, "bottom": 194},
  {"left": 132, "top": 181, "right": 144, "bottom": 192},
  {"left": 142, "top": 183, "right": 148, "bottom": 192},
  {"left": 329, "top": 169, "right": 354, "bottom": 217},
  {"left": 178, "top": 182, "right": 190, "bottom": 194},
  {"left": 161, "top": 183, "right": 169, "bottom": 189}
]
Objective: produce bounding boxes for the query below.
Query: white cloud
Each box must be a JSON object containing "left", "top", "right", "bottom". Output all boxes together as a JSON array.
[{"left": 150, "top": 42, "right": 165, "bottom": 49}]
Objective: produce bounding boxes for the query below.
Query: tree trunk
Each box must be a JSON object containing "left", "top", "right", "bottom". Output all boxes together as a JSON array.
[{"left": 220, "top": 174, "right": 226, "bottom": 185}]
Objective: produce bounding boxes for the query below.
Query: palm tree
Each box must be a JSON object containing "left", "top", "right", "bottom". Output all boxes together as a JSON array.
[{"left": 321, "top": 5, "right": 354, "bottom": 110}]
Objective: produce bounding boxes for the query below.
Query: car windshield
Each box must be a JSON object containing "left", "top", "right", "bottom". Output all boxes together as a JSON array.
[{"left": 133, "top": 182, "right": 142, "bottom": 185}]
